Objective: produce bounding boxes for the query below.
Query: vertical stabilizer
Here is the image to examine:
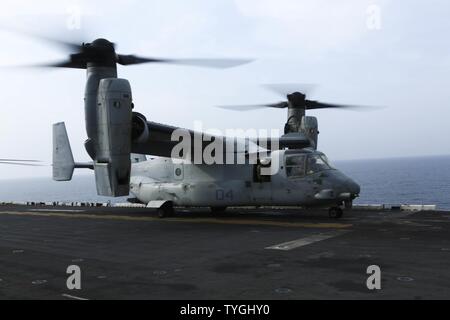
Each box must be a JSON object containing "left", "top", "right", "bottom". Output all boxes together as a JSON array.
[{"left": 53, "top": 122, "right": 75, "bottom": 181}]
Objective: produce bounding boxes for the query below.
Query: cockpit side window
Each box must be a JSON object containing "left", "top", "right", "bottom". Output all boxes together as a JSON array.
[
  {"left": 285, "top": 155, "right": 306, "bottom": 178},
  {"left": 306, "top": 154, "right": 332, "bottom": 175},
  {"left": 319, "top": 154, "right": 334, "bottom": 169}
]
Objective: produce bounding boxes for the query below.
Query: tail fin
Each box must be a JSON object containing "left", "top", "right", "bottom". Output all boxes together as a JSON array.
[{"left": 53, "top": 122, "right": 75, "bottom": 181}]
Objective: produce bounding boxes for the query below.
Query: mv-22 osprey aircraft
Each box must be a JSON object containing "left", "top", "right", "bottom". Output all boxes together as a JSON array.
[{"left": 35, "top": 37, "right": 363, "bottom": 219}]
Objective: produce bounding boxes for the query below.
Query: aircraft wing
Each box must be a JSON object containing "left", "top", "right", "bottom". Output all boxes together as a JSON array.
[
  {"left": 249, "top": 133, "right": 311, "bottom": 151},
  {"left": 131, "top": 121, "right": 303, "bottom": 159},
  {"left": 131, "top": 121, "right": 183, "bottom": 158},
  {"left": 132, "top": 121, "right": 231, "bottom": 158}
]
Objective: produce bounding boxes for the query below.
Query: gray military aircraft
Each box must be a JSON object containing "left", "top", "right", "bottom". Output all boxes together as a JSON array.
[{"left": 8, "top": 33, "right": 363, "bottom": 219}]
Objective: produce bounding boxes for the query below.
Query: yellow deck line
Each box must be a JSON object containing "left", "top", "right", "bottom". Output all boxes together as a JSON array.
[{"left": 0, "top": 211, "right": 352, "bottom": 229}]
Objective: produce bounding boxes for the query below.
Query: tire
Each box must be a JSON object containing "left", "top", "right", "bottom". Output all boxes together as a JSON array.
[
  {"left": 157, "top": 202, "right": 175, "bottom": 218},
  {"left": 328, "top": 207, "right": 343, "bottom": 219}
]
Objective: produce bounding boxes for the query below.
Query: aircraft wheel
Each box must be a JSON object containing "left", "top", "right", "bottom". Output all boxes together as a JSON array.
[
  {"left": 157, "top": 202, "right": 175, "bottom": 218},
  {"left": 328, "top": 207, "right": 343, "bottom": 219},
  {"left": 210, "top": 206, "right": 227, "bottom": 214}
]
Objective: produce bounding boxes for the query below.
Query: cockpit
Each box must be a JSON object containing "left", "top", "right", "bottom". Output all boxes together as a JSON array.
[{"left": 285, "top": 151, "right": 334, "bottom": 178}]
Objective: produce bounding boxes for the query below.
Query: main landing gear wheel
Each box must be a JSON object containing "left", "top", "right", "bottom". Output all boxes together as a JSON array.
[
  {"left": 157, "top": 202, "right": 175, "bottom": 218},
  {"left": 328, "top": 207, "right": 343, "bottom": 219}
]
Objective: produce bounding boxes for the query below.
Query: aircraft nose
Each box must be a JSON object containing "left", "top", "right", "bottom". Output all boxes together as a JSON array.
[
  {"left": 347, "top": 179, "right": 360, "bottom": 196},
  {"left": 334, "top": 171, "right": 360, "bottom": 198}
]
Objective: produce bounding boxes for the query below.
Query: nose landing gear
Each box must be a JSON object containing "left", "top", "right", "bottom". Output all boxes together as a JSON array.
[
  {"left": 329, "top": 199, "right": 354, "bottom": 219},
  {"left": 328, "top": 206, "right": 343, "bottom": 219},
  {"left": 344, "top": 199, "right": 353, "bottom": 210}
]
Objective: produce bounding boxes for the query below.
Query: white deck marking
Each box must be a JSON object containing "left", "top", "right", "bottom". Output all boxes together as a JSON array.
[
  {"left": 61, "top": 293, "right": 89, "bottom": 300},
  {"left": 30, "top": 209, "right": 85, "bottom": 213},
  {"left": 265, "top": 230, "right": 351, "bottom": 251}
]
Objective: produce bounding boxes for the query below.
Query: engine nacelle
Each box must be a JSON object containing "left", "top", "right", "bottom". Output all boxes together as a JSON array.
[
  {"left": 95, "top": 78, "right": 133, "bottom": 196},
  {"left": 131, "top": 112, "right": 149, "bottom": 143},
  {"left": 301, "top": 116, "right": 319, "bottom": 149}
]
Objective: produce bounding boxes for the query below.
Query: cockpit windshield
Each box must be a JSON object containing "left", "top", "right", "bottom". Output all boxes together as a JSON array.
[
  {"left": 306, "top": 154, "right": 333, "bottom": 175},
  {"left": 285, "top": 153, "right": 333, "bottom": 178}
]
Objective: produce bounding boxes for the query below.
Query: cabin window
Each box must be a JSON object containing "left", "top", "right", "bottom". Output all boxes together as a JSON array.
[{"left": 285, "top": 155, "right": 306, "bottom": 178}]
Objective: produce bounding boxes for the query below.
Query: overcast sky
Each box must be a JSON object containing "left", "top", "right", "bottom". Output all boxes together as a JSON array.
[{"left": 0, "top": 0, "right": 449, "bottom": 179}]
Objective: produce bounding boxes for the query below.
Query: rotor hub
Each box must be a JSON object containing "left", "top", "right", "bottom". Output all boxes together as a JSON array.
[
  {"left": 77, "top": 38, "right": 117, "bottom": 67},
  {"left": 287, "top": 92, "right": 307, "bottom": 108}
]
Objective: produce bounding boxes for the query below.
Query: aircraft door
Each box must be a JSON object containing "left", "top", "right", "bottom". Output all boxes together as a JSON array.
[{"left": 251, "top": 161, "right": 272, "bottom": 204}]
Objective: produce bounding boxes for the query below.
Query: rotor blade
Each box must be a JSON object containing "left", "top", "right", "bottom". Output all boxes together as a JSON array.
[
  {"left": 36, "top": 59, "right": 86, "bottom": 69},
  {"left": 0, "top": 159, "right": 41, "bottom": 162},
  {"left": 0, "top": 25, "right": 83, "bottom": 52},
  {"left": 263, "top": 83, "right": 317, "bottom": 98},
  {"left": 0, "top": 161, "right": 44, "bottom": 167},
  {"left": 117, "top": 55, "right": 253, "bottom": 68},
  {"left": 305, "top": 100, "right": 382, "bottom": 111},
  {"left": 2, "top": 59, "right": 87, "bottom": 70},
  {"left": 218, "top": 102, "right": 288, "bottom": 111}
]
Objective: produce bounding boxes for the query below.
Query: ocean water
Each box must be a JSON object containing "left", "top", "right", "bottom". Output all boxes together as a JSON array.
[
  {"left": 335, "top": 155, "right": 450, "bottom": 210},
  {"left": 0, "top": 156, "right": 449, "bottom": 209}
]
